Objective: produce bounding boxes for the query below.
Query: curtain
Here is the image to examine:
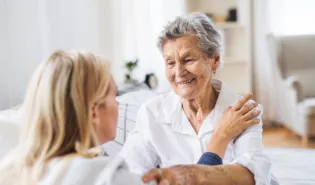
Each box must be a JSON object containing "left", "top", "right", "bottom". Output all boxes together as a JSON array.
[
  {"left": 0, "top": 0, "right": 113, "bottom": 109},
  {"left": 252, "top": 0, "right": 278, "bottom": 126}
]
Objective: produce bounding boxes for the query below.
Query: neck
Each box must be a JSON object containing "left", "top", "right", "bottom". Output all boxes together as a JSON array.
[{"left": 182, "top": 84, "right": 217, "bottom": 124}]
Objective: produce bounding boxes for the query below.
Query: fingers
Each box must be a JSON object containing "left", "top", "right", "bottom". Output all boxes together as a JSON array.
[
  {"left": 242, "top": 108, "right": 261, "bottom": 121},
  {"left": 245, "top": 118, "right": 260, "bottom": 127},
  {"left": 239, "top": 102, "right": 258, "bottom": 115},
  {"left": 143, "top": 169, "right": 174, "bottom": 185},
  {"left": 232, "top": 93, "right": 253, "bottom": 111},
  {"left": 142, "top": 169, "right": 162, "bottom": 183},
  {"left": 224, "top": 105, "right": 233, "bottom": 113}
]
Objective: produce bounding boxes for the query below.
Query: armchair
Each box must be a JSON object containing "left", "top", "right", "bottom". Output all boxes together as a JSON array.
[{"left": 268, "top": 34, "right": 315, "bottom": 147}]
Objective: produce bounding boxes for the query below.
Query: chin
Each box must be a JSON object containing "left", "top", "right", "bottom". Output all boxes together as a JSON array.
[
  {"left": 99, "top": 133, "right": 116, "bottom": 144},
  {"left": 176, "top": 90, "right": 198, "bottom": 100},
  {"left": 107, "top": 134, "right": 116, "bottom": 142}
]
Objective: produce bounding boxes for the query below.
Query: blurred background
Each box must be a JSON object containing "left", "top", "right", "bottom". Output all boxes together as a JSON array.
[
  {"left": 1, "top": 0, "right": 315, "bottom": 150},
  {"left": 1, "top": 1, "right": 315, "bottom": 184}
]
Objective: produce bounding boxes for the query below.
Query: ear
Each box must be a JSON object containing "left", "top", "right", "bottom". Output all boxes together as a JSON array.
[
  {"left": 92, "top": 104, "right": 99, "bottom": 125},
  {"left": 213, "top": 53, "right": 221, "bottom": 71}
]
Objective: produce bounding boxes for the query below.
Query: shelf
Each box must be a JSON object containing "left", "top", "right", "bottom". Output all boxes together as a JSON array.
[
  {"left": 223, "top": 57, "right": 248, "bottom": 65},
  {"left": 214, "top": 22, "right": 244, "bottom": 29}
]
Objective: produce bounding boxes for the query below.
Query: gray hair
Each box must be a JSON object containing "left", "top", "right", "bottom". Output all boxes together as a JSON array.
[{"left": 157, "top": 12, "right": 223, "bottom": 59}]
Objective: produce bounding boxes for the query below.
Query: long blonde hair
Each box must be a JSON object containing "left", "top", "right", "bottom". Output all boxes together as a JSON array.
[{"left": 0, "top": 50, "right": 111, "bottom": 184}]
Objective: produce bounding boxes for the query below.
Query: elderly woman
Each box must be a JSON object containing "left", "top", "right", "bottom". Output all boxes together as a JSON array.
[{"left": 120, "top": 13, "right": 277, "bottom": 185}]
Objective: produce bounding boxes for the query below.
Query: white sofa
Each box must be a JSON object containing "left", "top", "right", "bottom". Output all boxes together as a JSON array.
[
  {"left": 0, "top": 109, "right": 21, "bottom": 160},
  {"left": 268, "top": 34, "right": 315, "bottom": 146},
  {"left": 103, "top": 90, "right": 157, "bottom": 156}
]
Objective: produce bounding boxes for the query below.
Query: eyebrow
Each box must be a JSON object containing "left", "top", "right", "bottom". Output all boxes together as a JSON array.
[
  {"left": 181, "top": 52, "right": 190, "bottom": 58},
  {"left": 163, "top": 54, "right": 173, "bottom": 61},
  {"left": 180, "top": 50, "right": 194, "bottom": 58}
]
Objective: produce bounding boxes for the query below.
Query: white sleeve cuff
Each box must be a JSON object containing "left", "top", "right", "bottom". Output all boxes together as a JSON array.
[{"left": 231, "top": 152, "right": 278, "bottom": 185}]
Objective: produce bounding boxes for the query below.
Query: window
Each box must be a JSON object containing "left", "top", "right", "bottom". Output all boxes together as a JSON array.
[{"left": 268, "top": 0, "right": 315, "bottom": 35}]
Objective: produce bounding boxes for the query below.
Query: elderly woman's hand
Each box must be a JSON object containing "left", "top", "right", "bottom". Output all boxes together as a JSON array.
[
  {"left": 142, "top": 164, "right": 255, "bottom": 185},
  {"left": 206, "top": 93, "right": 261, "bottom": 158},
  {"left": 216, "top": 93, "right": 260, "bottom": 141},
  {"left": 142, "top": 165, "right": 201, "bottom": 185}
]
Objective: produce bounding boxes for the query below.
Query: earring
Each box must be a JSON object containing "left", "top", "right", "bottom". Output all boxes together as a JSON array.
[{"left": 213, "top": 70, "right": 216, "bottom": 74}]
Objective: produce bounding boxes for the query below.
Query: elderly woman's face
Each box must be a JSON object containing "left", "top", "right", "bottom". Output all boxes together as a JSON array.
[{"left": 162, "top": 35, "right": 219, "bottom": 99}]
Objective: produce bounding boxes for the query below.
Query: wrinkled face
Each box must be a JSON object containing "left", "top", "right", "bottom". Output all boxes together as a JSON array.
[
  {"left": 93, "top": 77, "right": 119, "bottom": 144},
  {"left": 162, "top": 35, "right": 220, "bottom": 100}
]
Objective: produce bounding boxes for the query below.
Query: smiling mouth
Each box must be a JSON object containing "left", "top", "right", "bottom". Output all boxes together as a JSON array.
[{"left": 177, "top": 78, "right": 195, "bottom": 85}]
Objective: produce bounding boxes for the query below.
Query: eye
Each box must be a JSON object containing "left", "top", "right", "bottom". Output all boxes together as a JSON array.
[
  {"left": 184, "top": 59, "right": 193, "bottom": 63},
  {"left": 166, "top": 61, "right": 175, "bottom": 67}
]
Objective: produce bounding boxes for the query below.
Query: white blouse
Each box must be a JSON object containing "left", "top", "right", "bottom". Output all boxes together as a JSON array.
[{"left": 119, "top": 79, "right": 277, "bottom": 185}]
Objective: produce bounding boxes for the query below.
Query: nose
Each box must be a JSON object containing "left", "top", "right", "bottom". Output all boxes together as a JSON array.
[{"left": 175, "top": 62, "right": 186, "bottom": 77}]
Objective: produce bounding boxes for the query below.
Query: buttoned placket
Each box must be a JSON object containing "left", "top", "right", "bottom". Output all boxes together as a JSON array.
[{"left": 179, "top": 109, "right": 217, "bottom": 163}]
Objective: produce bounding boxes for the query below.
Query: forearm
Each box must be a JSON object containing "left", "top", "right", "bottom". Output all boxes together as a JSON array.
[
  {"left": 197, "top": 164, "right": 255, "bottom": 185},
  {"left": 205, "top": 132, "right": 230, "bottom": 159}
]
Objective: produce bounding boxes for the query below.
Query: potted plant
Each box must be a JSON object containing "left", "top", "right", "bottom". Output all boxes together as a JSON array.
[{"left": 124, "top": 58, "right": 138, "bottom": 84}]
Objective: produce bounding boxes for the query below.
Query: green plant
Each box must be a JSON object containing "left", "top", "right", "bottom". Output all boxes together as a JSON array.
[{"left": 124, "top": 58, "right": 138, "bottom": 81}]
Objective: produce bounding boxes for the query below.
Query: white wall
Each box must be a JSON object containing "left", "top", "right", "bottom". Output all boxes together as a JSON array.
[{"left": 0, "top": 0, "right": 10, "bottom": 108}]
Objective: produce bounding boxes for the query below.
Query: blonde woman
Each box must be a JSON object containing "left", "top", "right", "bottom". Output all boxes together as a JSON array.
[
  {"left": 0, "top": 50, "right": 140, "bottom": 185},
  {"left": 0, "top": 50, "right": 260, "bottom": 185}
]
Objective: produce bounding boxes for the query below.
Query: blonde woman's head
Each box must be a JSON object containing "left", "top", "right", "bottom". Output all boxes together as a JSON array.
[
  {"left": 0, "top": 50, "right": 118, "bottom": 184},
  {"left": 22, "top": 50, "right": 118, "bottom": 157}
]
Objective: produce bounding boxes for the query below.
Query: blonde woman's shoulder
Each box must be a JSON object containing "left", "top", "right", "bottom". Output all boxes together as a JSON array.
[{"left": 40, "top": 156, "right": 155, "bottom": 185}]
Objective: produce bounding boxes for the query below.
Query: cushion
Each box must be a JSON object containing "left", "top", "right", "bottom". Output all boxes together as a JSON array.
[
  {"left": 0, "top": 109, "right": 21, "bottom": 160},
  {"left": 299, "top": 98, "right": 315, "bottom": 117},
  {"left": 103, "top": 90, "right": 157, "bottom": 156},
  {"left": 116, "top": 90, "right": 157, "bottom": 133}
]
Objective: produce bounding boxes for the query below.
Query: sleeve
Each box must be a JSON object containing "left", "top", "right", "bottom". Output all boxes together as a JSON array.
[
  {"left": 231, "top": 103, "right": 279, "bottom": 185},
  {"left": 119, "top": 104, "right": 160, "bottom": 175},
  {"left": 197, "top": 152, "right": 223, "bottom": 165}
]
